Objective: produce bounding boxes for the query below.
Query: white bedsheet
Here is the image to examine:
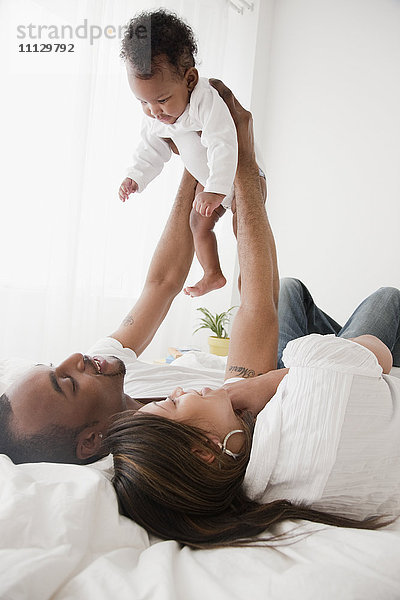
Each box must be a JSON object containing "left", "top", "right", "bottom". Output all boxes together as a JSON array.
[{"left": 1, "top": 356, "right": 400, "bottom": 599}]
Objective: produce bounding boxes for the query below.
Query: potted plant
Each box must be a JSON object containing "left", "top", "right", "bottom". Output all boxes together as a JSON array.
[{"left": 193, "top": 306, "right": 236, "bottom": 356}]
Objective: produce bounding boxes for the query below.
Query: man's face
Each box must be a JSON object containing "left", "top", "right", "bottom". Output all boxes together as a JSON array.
[{"left": 7, "top": 353, "right": 127, "bottom": 440}]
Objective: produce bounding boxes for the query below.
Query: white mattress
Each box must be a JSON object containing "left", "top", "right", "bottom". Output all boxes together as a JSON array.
[{"left": 1, "top": 356, "right": 400, "bottom": 599}]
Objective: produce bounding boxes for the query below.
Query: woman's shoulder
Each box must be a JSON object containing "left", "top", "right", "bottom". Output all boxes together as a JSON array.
[{"left": 282, "top": 334, "right": 382, "bottom": 377}]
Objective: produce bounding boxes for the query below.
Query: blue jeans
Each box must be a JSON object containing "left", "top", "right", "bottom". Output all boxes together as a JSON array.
[{"left": 277, "top": 278, "right": 400, "bottom": 369}]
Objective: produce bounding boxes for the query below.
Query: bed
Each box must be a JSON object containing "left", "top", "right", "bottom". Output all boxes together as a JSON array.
[{"left": 1, "top": 355, "right": 400, "bottom": 600}]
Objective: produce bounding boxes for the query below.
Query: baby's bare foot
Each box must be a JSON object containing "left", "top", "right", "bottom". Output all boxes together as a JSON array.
[{"left": 184, "top": 273, "right": 226, "bottom": 297}]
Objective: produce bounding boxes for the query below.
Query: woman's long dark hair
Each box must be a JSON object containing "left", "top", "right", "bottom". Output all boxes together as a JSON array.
[{"left": 106, "top": 410, "right": 386, "bottom": 549}]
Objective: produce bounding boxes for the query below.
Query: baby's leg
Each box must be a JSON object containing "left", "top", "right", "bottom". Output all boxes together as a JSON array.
[{"left": 184, "top": 206, "right": 227, "bottom": 297}]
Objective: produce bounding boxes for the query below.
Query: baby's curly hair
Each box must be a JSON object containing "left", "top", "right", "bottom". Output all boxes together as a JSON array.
[{"left": 121, "top": 8, "right": 198, "bottom": 80}]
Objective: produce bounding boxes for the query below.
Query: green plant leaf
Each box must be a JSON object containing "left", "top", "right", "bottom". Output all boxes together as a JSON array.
[
  {"left": 193, "top": 323, "right": 213, "bottom": 335},
  {"left": 193, "top": 306, "right": 237, "bottom": 338}
]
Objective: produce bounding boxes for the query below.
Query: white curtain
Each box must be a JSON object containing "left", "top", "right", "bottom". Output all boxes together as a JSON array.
[{"left": 0, "top": 0, "right": 260, "bottom": 363}]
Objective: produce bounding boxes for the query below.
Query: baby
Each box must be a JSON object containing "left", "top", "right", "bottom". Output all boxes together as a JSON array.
[{"left": 118, "top": 9, "right": 238, "bottom": 297}]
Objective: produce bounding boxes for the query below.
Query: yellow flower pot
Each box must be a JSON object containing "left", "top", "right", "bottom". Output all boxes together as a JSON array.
[{"left": 208, "top": 336, "right": 230, "bottom": 356}]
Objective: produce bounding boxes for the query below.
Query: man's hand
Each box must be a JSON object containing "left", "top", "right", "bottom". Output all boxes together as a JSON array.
[
  {"left": 193, "top": 191, "right": 224, "bottom": 217},
  {"left": 209, "top": 78, "right": 256, "bottom": 172},
  {"left": 119, "top": 177, "right": 138, "bottom": 202}
]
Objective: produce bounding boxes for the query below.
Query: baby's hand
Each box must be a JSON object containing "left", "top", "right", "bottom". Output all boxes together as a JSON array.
[
  {"left": 119, "top": 178, "right": 138, "bottom": 202},
  {"left": 193, "top": 191, "right": 224, "bottom": 217}
]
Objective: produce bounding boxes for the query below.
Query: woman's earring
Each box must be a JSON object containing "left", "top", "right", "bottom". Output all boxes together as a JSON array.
[
  {"left": 219, "top": 429, "right": 244, "bottom": 459},
  {"left": 98, "top": 433, "right": 103, "bottom": 439}
]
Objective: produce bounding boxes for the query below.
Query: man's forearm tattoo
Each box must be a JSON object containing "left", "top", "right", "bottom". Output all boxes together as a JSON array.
[
  {"left": 228, "top": 365, "right": 256, "bottom": 378},
  {"left": 122, "top": 314, "right": 134, "bottom": 327}
]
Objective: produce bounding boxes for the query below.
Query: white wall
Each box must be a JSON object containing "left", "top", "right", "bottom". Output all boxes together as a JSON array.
[{"left": 253, "top": 0, "right": 400, "bottom": 324}]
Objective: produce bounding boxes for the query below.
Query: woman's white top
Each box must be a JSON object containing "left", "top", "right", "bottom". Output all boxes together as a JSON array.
[
  {"left": 126, "top": 77, "right": 237, "bottom": 207},
  {"left": 243, "top": 334, "right": 400, "bottom": 520}
]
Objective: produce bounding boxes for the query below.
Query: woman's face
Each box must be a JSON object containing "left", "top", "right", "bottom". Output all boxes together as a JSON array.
[{"left": 138, "top": 386, "right": 245, "bottom": 455}]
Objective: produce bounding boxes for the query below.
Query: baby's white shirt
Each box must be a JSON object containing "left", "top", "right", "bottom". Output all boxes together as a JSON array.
[{"left": 126, "top": 77, "right": 238, "bottom": 199}]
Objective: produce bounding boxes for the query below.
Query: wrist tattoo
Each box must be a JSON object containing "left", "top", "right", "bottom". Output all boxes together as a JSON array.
[{"left": 229, "top": 365, "right": 256, "bottom": 378}]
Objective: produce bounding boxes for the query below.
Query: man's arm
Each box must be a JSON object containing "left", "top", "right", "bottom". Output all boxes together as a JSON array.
[
  {"left": 111, "top": 169, "right": 196, "bottom": 356},
  {"left": 209, "top": 80, "right": 279, "bottom": 380}
]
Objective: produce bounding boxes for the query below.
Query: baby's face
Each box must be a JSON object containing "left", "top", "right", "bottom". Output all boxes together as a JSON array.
[{"left": 126, "top": 61, "right": 197, "bottom": 125}]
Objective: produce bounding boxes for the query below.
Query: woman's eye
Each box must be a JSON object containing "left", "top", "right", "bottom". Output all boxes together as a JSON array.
[{"left": 159, "top": 98, "right": 168, "bottom": 104}]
